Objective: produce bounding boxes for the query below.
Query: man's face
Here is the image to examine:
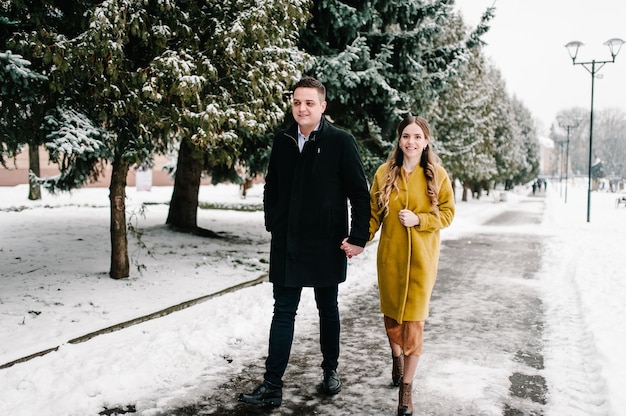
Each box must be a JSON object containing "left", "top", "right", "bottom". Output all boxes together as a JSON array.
[{"left": 292, "top": 87, "right": 327, "bottom": 132}]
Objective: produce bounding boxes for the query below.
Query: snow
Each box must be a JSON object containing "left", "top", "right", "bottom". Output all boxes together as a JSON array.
[{"left": 0, "top": 179, "right": 625, "bottom": 416}]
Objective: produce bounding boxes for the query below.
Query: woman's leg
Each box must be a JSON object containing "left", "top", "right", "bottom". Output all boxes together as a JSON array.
[
  {"left": 402, "top": 354, "right": 420, "bottom": 383},
  {"left": 389, "top": 338, "right": 403, "bottom": 357},
  {"left": 384, "top": 316, "right": 404, "bottom": 386},
  {"left": 387, "top": 319, "right": 425, "bottom": 415}
]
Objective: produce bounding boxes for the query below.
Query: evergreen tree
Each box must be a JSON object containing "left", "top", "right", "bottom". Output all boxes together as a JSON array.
[
  {"left": 509, "top": 96, "right": 540, "bottom": 186},
  {"left": 0, "top": 51, "right": 46, "bottom": 165},
  {"left": 433, "top": 53, "right": 539, "bottom": 199},
  {"left": 44, "top": 0, "right": 204, "bottom": 278},
  {"left": 164, "top": 0, "right": 310, "bottom": 233},
  {"left": 485, "top": 70, "right": 538, "bottom": 191},
  {"left": 36, "top": 0, "right": 309, "bottom": 277},
  {"left": 430, "top": 50, "right": 498, "bottom": 201},
  {"left": 1, "top": 0, "right": 99, "bottom": 199},
  {"left": 298, "top": 0, "right": 493, "bottom": 178}
]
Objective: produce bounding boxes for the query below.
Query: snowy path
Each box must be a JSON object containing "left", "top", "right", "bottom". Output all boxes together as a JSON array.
[{"left": 150, "top": 195, "right": 585, "bottom": 416}]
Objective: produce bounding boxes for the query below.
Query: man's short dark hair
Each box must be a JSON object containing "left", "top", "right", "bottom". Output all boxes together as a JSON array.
[{"left": 293, "top": 76, "right": 326, "bottom": 101}]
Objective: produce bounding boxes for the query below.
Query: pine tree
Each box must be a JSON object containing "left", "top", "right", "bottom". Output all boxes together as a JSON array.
[
  {"left": 37, "top": 0, "right": 206, "bottom": 278},
  {"left": 509, "top": 96, "right": 540, "bottom": 186},
  {"left": 430, "top": 6, "right": 540, "bottom": 198},
  {"left": 298, "top": 0, "right": 491, "bottom": 178},
  {"left": 0, "top": 51, "right": 46, "bottom": 165},
  {"left": 164, "top": 0, "right": 310, "bottom": 232},
  {"left": 37, "top": 0, "right": 309, "bottom": 277},
  {"left": 2, "top": 0, "right": 99, "bottom": 199},
  {"left": 430, "top": 49, "right": 498, "bottom": 200}
]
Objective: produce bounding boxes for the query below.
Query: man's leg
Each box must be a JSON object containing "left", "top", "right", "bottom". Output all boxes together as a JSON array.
[
  {"left": 314, "top": 285, "right": 340, "bottom": 370},
  {"left": 314, "top": 285, "right": 342, "bottom": 395},
  {"left": 264, "top": 284, "right": 303, "bottom": 386},
  {"left": 239, "top": 284, "right": 301, "bottom": 407}
]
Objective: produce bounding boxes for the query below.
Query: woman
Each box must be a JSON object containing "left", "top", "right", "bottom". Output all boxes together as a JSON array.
[{"left": 368, "top": 115, "right": 454, "bottom": 415}]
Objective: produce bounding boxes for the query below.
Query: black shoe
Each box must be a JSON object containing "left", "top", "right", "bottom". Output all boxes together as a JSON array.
[
  {"left": 238, "top": 380, "right": 282, "bottom": 407},
  {"left": 322, "top": 369, "right": 342, "bottom": 395}
]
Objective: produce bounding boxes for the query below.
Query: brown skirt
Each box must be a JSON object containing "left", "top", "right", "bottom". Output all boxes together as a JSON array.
[{"left": 384, "top": 316, "right": 425, "bottom": 356}]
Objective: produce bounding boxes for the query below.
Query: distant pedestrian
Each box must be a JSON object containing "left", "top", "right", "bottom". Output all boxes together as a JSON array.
[
  {"left": 238, "top": 76, "right": 370, "bottom": 408},
  {"left": 350, "top": 115, "right": 454, "bottom": 415}
]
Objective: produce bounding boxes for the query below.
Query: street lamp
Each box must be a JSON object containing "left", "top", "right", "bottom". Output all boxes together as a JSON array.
[
  {"left": 565, "top": 38, "right": 624, "bottom": 222},
  {"left": 554, "top": 139, "right": 565, "bottom": 197},
  {"left": 558, "top": 119, "right": 580, "bottom": 204}
]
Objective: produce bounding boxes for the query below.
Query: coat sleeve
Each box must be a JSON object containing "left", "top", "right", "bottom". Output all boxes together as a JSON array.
[
  {"left": 368, "top": 165, "right": 385, "bottom": 241},
  {"left": 416, "top": 166, "right": 455, "bottom": 232},
  {"left": 340, "top": 134, "right": 371, "bottom": 247},
  {"left": 263, "top": 135, "right": 280, "bottom": 232}
]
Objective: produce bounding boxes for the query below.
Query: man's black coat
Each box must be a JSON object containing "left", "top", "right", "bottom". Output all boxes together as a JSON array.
[{"left": 263, "top": 117, "right": 370, "bottom": 287}]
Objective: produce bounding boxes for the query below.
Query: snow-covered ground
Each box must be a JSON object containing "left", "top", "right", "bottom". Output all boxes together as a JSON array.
[{"left": 0, "top": 179, "right": 625, "bottom": 416}]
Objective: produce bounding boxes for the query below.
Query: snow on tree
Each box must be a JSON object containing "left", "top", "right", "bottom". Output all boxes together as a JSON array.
[
  {"left": 37, "top": 106, "right": 111, "bottom": 191},
  {"left": 34, "top": 0, "right": 310, "bottom": 277},
  {"left": 509, "top": 96, "right": 540, "bottom": 185},
  {"left": 298, "top": 0, "right": 493, "bottom": 179},
  {"left": 44, "top": 0, "right": 208, "bottom": 278},
  {"left": 430, "top": 49, "right": 499, "bottom": 197},
  {"left": 164, "top": 0, "right": 311, "bottom": 232},
  {"left": 2, "top": 1, "right": 98, "bottom": 199},
  {"left": 0, "top": 50, "right": 47, "bottom": 166},
  {"left": 430, "top": 6, "right": 539, "bottom": 198}
]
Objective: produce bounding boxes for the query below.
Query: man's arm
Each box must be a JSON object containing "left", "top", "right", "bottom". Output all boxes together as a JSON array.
[{"left": 340, "top": 133, "right": 370, "bottom": 248}]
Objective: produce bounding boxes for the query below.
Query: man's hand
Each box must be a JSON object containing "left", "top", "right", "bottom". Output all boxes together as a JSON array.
[{"left": 340, "top": 237, "right": 364, "bottom": 258}]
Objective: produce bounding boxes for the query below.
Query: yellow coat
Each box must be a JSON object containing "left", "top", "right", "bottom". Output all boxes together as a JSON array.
[{"left": 368, "top": 163, "right": 455, "bottom": 323}]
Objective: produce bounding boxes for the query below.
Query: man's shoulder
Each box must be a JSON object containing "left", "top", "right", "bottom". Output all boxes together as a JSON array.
[
  {"left": 320, "top": 119, "right": 353, "bottom": 141},
  {"left": 323, "top": 118, "right": 347, "bottom": 133}
]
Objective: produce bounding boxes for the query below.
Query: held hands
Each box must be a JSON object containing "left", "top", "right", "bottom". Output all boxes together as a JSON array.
[
  {"left": 340, "top": 237, "right": 364, "bottom": 259},
  {"left": 399, "top": 209, "right": 420, "bottom": 227}
]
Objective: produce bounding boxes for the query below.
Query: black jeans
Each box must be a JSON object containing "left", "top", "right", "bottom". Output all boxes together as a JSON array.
[{"left": 264, "top": 284, "right": 340, "bottom": 386}]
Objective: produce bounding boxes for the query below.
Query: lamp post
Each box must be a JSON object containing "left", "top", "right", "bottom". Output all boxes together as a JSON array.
[
  {"left": 565, "top": 38, "right": 624, "bottom": 222},
  {"left": 558, "top": 120, "right": 580, "bottom": 204},
  {"left": 554, "top": 139, "right": 565, "bottom": 197}
]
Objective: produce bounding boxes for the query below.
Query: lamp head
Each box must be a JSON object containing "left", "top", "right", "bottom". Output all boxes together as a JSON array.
[
  {"left": 565, "top": 41, "right": 583, "bottom": 63},
  {"left": 558, "top": 118, "right": 581, "bottom": 129},
  {"left": 604, "top": 38, "right": 625, "bottom": 60}
]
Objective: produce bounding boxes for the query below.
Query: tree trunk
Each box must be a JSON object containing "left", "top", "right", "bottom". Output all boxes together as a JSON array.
[
  {"left": 166, "top": 138, "right": 202, "bottom": 229},
  {"left": 27, "top": 143, "right": 41, "bottom": 200},
  {"left": 109, "top": 155, "right": 130, "bottom": 279}
]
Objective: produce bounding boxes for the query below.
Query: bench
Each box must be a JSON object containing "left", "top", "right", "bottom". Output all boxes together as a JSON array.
[{"left": 616, "top": 197, "right": 626, "bottom": 208}]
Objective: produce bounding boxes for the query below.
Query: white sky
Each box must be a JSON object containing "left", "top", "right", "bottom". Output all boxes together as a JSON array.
[{"left": 455, "top": 0, "right": 626, "bottom": 133}]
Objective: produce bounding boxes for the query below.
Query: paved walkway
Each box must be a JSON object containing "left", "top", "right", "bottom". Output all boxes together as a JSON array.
[{"left": 149, "top": 196, "right": 548, "bottom": 416}]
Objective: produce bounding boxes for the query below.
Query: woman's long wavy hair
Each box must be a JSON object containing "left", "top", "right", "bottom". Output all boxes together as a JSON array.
[{"left": 376, "top": 115, "right": 442, "bottom": 217}]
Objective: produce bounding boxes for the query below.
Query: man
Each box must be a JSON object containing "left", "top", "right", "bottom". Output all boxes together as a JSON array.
[{"left": 238, "top": 76, "right": 370, "bottom": 407}]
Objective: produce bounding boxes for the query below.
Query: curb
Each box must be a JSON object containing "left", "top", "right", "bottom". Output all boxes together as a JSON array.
[{"left": 0, "top": 274, "right": 268, "bottom": 370}]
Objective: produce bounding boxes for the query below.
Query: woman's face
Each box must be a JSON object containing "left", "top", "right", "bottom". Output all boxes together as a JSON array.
[{"left": 399, "top": 122, "right": 429, "bottom": 158}]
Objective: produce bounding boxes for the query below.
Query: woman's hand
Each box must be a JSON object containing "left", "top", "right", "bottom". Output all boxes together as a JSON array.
[
  {"left": 399, "top": 209, "right": 420, "bottom": 227},
  {"left": 340, "top": 237, "right": 364, "bottom": 258}
]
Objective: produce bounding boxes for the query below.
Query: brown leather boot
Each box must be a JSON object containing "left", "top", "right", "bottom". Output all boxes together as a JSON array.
[
  {"left": 397, "top": 382, "right": 413, "bottom": 416},
  {"left": 392, "top": 354, "right": 404, "bottom": 386}
]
